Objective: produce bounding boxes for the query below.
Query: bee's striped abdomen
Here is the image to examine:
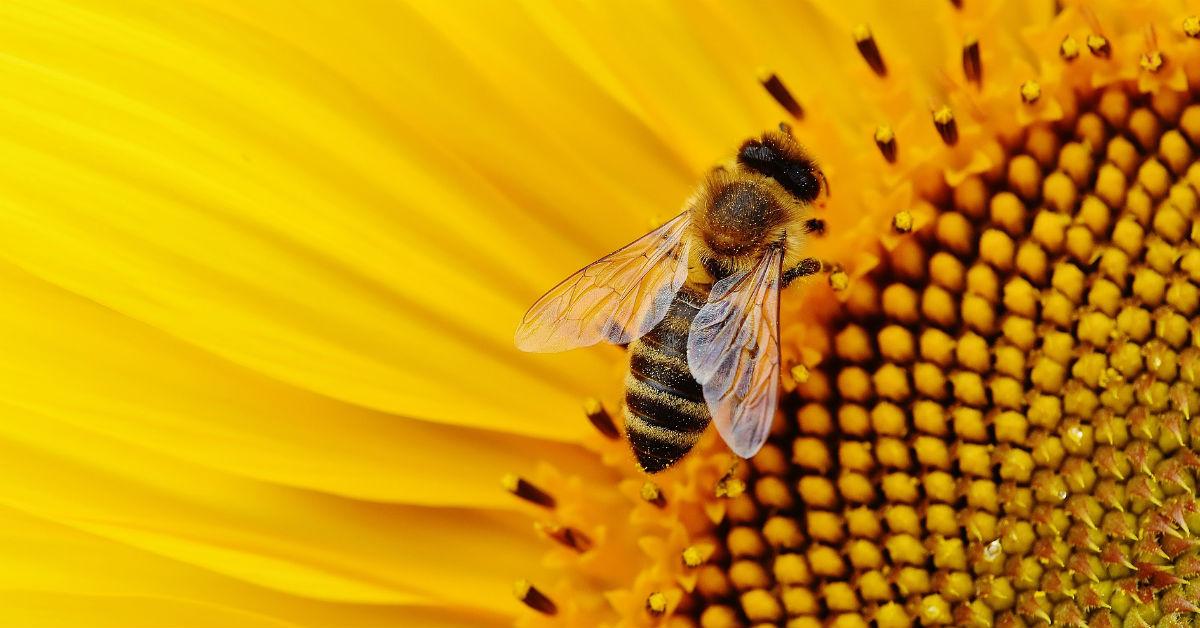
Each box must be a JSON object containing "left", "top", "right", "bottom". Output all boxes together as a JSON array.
[{"left": 624, "top": 285, "right": 712, "bottom": 473}]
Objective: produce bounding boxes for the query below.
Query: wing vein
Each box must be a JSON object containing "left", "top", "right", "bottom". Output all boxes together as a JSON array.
[{"left": 515, "top": 213, "right": 692, "bottom": 352}]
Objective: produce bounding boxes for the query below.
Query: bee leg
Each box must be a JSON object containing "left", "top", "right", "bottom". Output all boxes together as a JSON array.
[
  {"left": 782, "top": 257, "right": 821, "bottom": 287},
  {"left": 803, "top": 218, "right": 825, "bottom": 236}
]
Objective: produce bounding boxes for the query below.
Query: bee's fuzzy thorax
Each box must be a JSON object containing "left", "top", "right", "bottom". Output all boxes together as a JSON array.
[{"left": 687, "top": 166, "right": 814, "bottom": 283}]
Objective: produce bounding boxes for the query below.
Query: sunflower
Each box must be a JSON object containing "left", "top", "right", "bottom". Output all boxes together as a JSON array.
[{"left": 5, "top": 0, "right": 1200, "bottom": 626}]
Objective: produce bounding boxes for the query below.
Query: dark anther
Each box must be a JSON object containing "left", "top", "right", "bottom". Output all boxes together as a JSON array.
[
  {"left": 962, "top": 37, "right": 982, "bottom": 84},
  {"left": 1140, "top": 51, "right": 1165, "bottom": 73},
  {"left": 502, "top": 474, "right": 556, "bottom": 508},
  {"left": 759, "top": 72, "right": 804, "bottom": 119},
  {"left": 853, "top": 25, "right": 887, "bottom": 77},
  {"left": 804, "top": 218, "right": 826, "bottom": 236},
  {"left": 640, "top": 481, "right": 666, "bottom": 508},
  {"left": 583, "top": 398, "right": 619, "bottom": 439},
  {"left": 933, "top": 107, "right": 958, "bottom": 145},
  {"left": 536, "top": 522, "right": 594, "bottom": 552},
  {"left": 1086, "top": 34, "right": 1110, "bottom": 57},
  {"left": 514, "top": 580, "right": 557, "bottom": 615},
  {"left": 874, "top": 125, "right": 897, "bottom": 163}
]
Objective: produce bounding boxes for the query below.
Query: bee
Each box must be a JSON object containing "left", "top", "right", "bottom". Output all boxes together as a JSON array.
[{"left": 516, "top": 128, "right": 827, "bottom": 473}]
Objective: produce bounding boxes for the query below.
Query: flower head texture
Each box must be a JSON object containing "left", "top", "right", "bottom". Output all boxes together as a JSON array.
[{"left": 9, "top": 0, "right": 1200, "bottom": 627}]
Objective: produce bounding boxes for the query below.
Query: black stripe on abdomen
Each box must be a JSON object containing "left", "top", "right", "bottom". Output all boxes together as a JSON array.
[
  {"left": 624, "top": 286, "right": 712, "bottom": 473},
  {"left": 629, "top": 343, "right": 703, "bottom": 403}
]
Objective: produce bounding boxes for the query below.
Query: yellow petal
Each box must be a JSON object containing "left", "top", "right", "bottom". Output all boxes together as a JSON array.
[
  {"left": 0, "top": 261, "right": 605, "bottom": 506},
  {"left": 0, "top": 592, "right": 299, "bottom": 628},
  {"left": 0, "top": 399, "right": 547, "bottom": 614},
  {"left": 0, "top": 507, "right": 506, "bottom": 627},
  {"left": 0, "top": 0, "right": 641, "bottom": 440}
]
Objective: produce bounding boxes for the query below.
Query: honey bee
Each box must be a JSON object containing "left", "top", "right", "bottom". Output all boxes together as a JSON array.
[{"left": 516, "top": 128, "right": 827, "bottom": 473}]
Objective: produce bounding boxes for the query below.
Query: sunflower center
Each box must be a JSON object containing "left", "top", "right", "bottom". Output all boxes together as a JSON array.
[
  {"left": 688, "top": 84, "right": 1200, "bottom": 627},
  {"left": 508, "top": 12, "right": 1200, "bottom": 628}
]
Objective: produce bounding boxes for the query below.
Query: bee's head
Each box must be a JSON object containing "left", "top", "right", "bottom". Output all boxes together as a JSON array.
[{"left": 735, "top": 130, "right": 828, "bottom": 207}]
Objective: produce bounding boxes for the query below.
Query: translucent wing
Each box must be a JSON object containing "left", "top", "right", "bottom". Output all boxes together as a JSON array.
[
  {"left": 686, "top": 248, "right": 782, "bottom": 458},
  {"left": 515, "top": 213, "right": 692, "bottom": 352}
]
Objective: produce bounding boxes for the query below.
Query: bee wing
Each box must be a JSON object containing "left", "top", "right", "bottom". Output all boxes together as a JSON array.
[
  {"left": 515, "top": 212, "right": 692, "bottom": 352},
  {"left": 686, "top": 247, "right": 782, "bottom": 459}
]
